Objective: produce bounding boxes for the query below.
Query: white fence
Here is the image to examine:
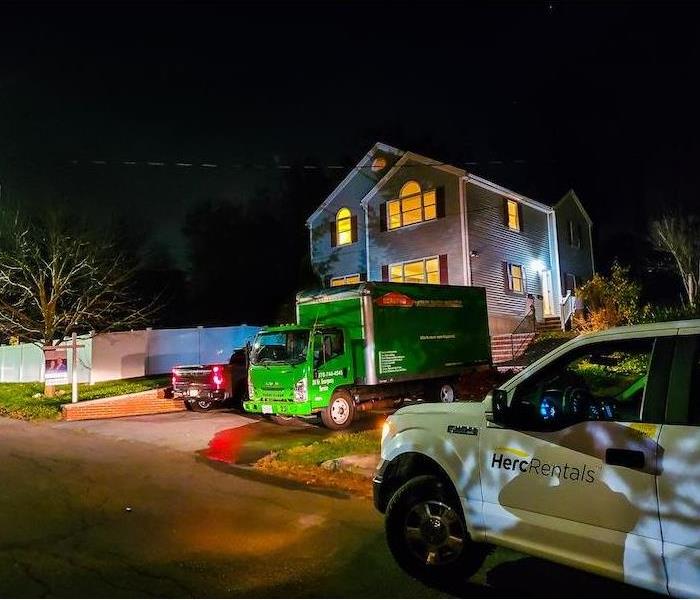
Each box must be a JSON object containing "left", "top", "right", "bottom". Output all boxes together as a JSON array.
[{"left": 0, "top": 325, "right": 261, "bottom": 384}]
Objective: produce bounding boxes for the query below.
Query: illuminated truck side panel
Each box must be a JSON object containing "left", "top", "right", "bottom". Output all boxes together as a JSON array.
[
  {"left": 369, "top": 282, "right": 491, "bottom": 383},
  {"left": 297, "top": 283, "right": 491, "bottom": 387}
]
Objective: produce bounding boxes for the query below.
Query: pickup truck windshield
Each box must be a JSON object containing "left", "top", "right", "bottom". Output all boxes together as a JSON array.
[{"left": 250, "top": 331, "right": 309, "bottom": 365}]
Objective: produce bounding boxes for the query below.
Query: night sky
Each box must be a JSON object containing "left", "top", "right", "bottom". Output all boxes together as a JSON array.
[{"left": 1, "top": 1, "right": 699, "bottom": 303}]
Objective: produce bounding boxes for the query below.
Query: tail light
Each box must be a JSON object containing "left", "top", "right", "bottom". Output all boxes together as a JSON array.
[{"left": 211, "top": 365, "right": 224, "bottom": 388}]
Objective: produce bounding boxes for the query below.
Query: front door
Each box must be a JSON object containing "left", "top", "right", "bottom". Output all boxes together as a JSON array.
[
  {"left": 541, "top": 269, "right": 554, "bottom": 316},
  {"left": 480, "top": 335, "right": 674, "bottom": 594}
]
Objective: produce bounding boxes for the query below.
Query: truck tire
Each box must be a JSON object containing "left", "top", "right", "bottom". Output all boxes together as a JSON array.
[
  {"left": 385, "top": 475, "right": 488, "bottom": 587},
  {"left": 191, "top": 398, "right": 214, "bottom": 412},
  {"left": 320, "top": 391, "right": 355, "bottom": 430}
]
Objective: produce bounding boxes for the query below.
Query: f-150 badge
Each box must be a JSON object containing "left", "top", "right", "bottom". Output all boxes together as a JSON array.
[{"left": 447, "top": 425, "right": 478, "bottom": 435}]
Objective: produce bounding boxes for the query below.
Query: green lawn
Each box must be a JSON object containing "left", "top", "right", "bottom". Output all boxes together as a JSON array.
[
  {"left": 271, "top": 430, "right": 381, "bottom": 466},
  {"left": 0, "top": 376, "right": 170, "bottom": 420}
]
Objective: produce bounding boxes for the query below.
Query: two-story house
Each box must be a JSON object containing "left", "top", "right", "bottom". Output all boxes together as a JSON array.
[{"left": 307, "top": 142, "right": 594, "bottom": 344}]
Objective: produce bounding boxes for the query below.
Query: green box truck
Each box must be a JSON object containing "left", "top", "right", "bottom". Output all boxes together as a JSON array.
[{"left": 243, "top": 282, "right": 491, "bottom": 429}]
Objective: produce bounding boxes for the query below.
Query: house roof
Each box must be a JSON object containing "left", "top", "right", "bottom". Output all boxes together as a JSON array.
[
  {"left": 309, "top": 141, "right": 578, "bottom": 222},
  {"left": 305, "top": 142, "right": 403, "bottom": 225},
  {"left": 555, "top": 189, "right": 593, "bottom": 226}
]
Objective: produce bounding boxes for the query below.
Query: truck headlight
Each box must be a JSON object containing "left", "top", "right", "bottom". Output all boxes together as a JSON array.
[
  {"left": 381, "top": 419, "right": 395, "bottom": 446},
  {"left": 294, "top": 378, "right": 307, "bottom": 402}
]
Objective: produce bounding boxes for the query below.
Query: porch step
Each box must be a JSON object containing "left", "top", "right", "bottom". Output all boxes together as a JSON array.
[
  {"left": 490, "top": 333, "right": 536, "bottom": 364},
  {"left": 536, "top": 317, "right": 562, "bottom": 333}
]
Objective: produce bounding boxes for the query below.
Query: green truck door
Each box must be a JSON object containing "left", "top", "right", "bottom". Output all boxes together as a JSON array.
[{"left": 308, "top": 328, "right": 354, "bottom": 409}]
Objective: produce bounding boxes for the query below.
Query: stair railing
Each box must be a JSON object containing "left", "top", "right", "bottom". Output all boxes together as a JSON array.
[
  {"left": 560, "top": 290, "right": 576, "bottom": 331},
  {"left": 510, "top": 306, "right": 536, "bottom": 360}
]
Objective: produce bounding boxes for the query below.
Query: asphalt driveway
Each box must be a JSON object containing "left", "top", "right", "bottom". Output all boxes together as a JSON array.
[{"left": 51, "top": 409, "right": 259, "bottom": 453}]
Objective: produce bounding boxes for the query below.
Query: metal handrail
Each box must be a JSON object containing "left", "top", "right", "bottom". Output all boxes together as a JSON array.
[{"left": 510, "top": 306, "right": 536, "bottom": 359}]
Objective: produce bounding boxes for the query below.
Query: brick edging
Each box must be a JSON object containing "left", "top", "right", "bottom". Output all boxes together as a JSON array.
[{"left": 61, "top": 387, "right": 185, "bottom": 421}]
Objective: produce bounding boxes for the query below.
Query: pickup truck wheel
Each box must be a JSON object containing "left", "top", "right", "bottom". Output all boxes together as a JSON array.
[
  {"left": 385, "top": 475, "right": 487, "bottom": 586},
  {"left": 191, "top": 399, "right": 214, "bottom": 412},
  {"left": 320, "top": 391, "right": 355, "bottom": 430}
]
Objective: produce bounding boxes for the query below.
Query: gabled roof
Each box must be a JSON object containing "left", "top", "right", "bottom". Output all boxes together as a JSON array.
[
  {"left": 358, "top": 150, "right": 465, "bottom": 207},
  {"left": 555, "top": 189, "right": 593, "bottom": 226},
  {"left": 306, "top": 142, "right": 403, "bottom": 225},
  {"left": 463, "top": 173, "right": 553, "bottom": 214},
  {"left": 309, "top": 141, "right": 564, "bottom": 221}
]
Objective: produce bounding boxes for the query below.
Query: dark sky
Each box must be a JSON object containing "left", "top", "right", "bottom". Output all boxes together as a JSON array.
[{"left": 1, "top": 1, "right": 699, "bottom": 264}]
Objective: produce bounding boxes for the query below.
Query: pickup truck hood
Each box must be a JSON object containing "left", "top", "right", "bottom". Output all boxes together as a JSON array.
[{"left": 393, "top": 400, "right": 487, "bottom": 420}]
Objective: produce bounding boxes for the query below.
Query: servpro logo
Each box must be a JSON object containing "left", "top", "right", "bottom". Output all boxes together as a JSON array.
[{"left": 491, "top": 449, "right": 597, "bottom": 484}]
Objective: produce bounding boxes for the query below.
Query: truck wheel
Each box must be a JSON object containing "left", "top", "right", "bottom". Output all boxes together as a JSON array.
[
  {"left": 385, "top": 475, "right": 488, "bottom": 587},
  {"left": 435, "top": 381, "right": 457, "bottom": 403},
  {"left": 321, "top": 391, "right": 355, "bottom": 430},
  {"left": 191, "top": 399, "right": 214, "bottom": 412}
]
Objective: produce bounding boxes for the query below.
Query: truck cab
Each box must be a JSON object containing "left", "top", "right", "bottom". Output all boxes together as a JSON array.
[{"left": 244, "top": 324, "right": 357, "bottom": 428}]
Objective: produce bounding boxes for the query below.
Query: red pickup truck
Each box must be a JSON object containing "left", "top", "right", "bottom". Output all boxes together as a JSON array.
[{"left": 171, "top": 348, "right": 248, "bottom": 411}]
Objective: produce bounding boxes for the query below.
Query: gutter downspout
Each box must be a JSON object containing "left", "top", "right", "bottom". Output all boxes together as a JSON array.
[
  {"left": 364, "top": 203, "right": 371, "bottom": 281},
  {"left": 549, "top": 210, "right": 564, "bottom": 310},
  {"left": 459, "top": 177, "right": 472, "bottom": 285}
]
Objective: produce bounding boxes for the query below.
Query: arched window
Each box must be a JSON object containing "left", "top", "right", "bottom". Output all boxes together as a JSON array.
[
  {"left": 336, "top": 207, "right": 353, "bottom": 246},
  {"left": 387, "top": 180, "right": 437, "bottom": 229}
]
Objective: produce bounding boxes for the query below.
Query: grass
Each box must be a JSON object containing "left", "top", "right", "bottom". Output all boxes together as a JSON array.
[
  {"left": 253, "top": 428, "right": 382, "bottom": 498},
  {"left": 0, "top": 375, "right": 170, "bottom": 420},
  {"left": 270, "top": 429, "right": 381, "bottom": 466}
]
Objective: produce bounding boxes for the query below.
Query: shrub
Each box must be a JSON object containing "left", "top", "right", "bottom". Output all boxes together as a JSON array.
[{"left": 574, "top": 262, "right": 649, "bottom": 331}]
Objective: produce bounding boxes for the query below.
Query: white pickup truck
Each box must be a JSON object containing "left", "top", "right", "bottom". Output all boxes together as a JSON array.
[{"left": 374, "top": 320, "right": 700, "bottom": 596}]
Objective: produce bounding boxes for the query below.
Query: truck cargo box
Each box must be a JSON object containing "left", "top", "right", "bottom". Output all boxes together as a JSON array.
[{"left": 297, "top": 282, "right": 491, "bottom": 385}]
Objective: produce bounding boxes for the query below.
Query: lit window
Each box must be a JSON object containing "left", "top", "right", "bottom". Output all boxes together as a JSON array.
[
  {"left": 389, "top": 256, "right": 441, "bottom": 284},
  {"left": 387, "top": 181, "right": 438, "bottom": 230},
  {"left": 336, "top": 208, "right": 353, "bottom": 246},
  {"left": 330, "top": 274, "right": 361, "bottom": 287},
  {"left": 507, "top": 199, "right": 520, "bottom": 231},
  {"left": 507, "top": 263, "right": 525, "bottom": 294}
]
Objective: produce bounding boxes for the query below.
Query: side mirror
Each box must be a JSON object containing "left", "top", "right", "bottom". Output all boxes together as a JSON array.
[{"left": 490, "top": 388, "right": 509, "bottom": 425}]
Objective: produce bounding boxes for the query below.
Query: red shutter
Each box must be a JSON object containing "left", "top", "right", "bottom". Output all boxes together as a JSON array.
[
  {"left": 381, "top": 265, "right": 389, "bottom": 281},
  {"left": 379, "top": 202, "right": 387, "bottom": 232},
  {"left": 330, "top": 221, "right": 337, "bottom": 247},
  {"left": 350, "top": 215, "right": 358, "bottom": 243},
  {"left": 503, "top": 262, "right": 511, "bottom": 291},
  {"left": 517, "top": 203, "right": 524, "bottom": 232},
  {"left": 439, "top": 254, "right": 448, "bottom": 284},
  {"left": 435, "top": 187, "right": 446, "bottom": 219}
]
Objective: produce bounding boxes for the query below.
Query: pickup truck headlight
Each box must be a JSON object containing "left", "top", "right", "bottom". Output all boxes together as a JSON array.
[
  {"left": 381, "top": 419, "right": 395, "bottom": 446},
  {"left": 294, "top": 378, "right": 307, "bottom": 402}
]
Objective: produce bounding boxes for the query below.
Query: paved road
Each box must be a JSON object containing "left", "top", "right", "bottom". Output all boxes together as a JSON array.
[{"left": 0, "top": 413, "right": 651, "bottom": 598}]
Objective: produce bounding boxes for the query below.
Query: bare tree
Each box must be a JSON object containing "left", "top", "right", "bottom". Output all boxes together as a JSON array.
[
  {"left": 651, "top": 213, "right": 700, "bottom": 308},
  {"left": 0, "top": 208, "right": 158, "bottom": 393}
]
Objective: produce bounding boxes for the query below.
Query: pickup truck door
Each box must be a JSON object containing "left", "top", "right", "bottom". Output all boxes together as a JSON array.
[
  {"left": 479, "top": 335, "right": 674, "bottom": 594},
  {"left": 657, "top": 330, "right": 700, "bottom": 598}
]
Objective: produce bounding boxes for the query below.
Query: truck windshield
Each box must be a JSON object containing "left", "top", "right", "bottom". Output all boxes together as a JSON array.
[{"left": 250, "top": 331, "right": 309, "bottom": 365}]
